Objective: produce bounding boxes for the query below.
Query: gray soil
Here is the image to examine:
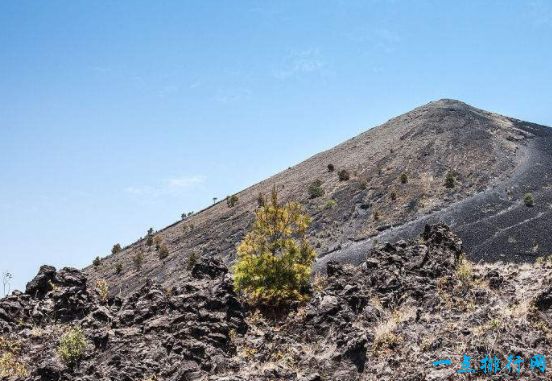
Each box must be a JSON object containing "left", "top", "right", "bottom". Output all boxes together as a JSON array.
[{"left": 318, "top": 120, "right": 552, "bottom": 269}]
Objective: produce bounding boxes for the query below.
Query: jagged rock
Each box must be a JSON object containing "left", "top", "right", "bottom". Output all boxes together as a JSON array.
[
  {"left": 535, "top": 283, "right": 552, "bottom": 311},
  {"left": 55, "top": 267, "right": 87, "bottom": 291},
  {"left": 26, "top": 265, "right": 57, "bottom": 298},
  {"left": 34, "top": 358, "right": 65, "bottom": 381},
  {"left": 3, "top": 225, "right": 552, "bottom": 380},
  {"left": 191, "top": 257, "right": 228, "bottom": 279}
]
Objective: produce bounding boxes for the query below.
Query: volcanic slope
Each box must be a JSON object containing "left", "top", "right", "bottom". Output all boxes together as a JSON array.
[{"left": 86, "top": 99, "right": 552, "bottom": 295}]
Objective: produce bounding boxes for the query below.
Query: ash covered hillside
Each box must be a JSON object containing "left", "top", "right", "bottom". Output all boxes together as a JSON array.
[
  {"left": 86, "top": 99, "right": 552, "bottom": 296},
  {"left": 3, "top": 225, "right": 552, "bottom": 380}
]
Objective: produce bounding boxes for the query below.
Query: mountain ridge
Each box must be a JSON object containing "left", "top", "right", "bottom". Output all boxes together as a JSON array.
[{"left": 85, "top": 99, "right": 552, "bottom": 296}]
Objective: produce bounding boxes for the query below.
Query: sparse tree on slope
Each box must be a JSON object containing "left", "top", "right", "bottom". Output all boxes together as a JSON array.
[{"left": 233, "top": 189, "right": 316, "bottom": 305}]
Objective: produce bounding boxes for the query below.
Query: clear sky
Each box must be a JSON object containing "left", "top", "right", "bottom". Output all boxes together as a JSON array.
[{"left": 1, "top": 1, "right": 551, "bottom": 292}]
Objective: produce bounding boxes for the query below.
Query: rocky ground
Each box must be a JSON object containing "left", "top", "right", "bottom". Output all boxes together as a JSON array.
[{"left": 2, "top": 225, "right": 552, "bottom": 380}]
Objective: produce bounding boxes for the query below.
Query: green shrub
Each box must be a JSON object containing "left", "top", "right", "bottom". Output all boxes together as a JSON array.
[
  {"left": 58, "top": 327, "right": 87, "bottom": 366},
  {"left": 308, "top": 180, "right": 324, "bottom": 199},
  {"left": 390, "top": 192, "right": 397, "bottom": 201},
  {"left": 338, "top": 169, "right": 350, "bottom": 181},
  {"left": 400, "top": 173, "right": 408, "bottom": 184},
  {"left": 187, "top": 251, "right": 199, "bottom": 271},
  {"left": 92, "top": 257, "right": 101, "bottom": 268},
  {"left": 181, "top": 211, "right": 194, "bottom": 219},
  {"left": 226, "top": 194, "right": 239, "bottom": 208},
  {"left": 325, "top": 199, "right": 337, "bottom": 209},
  {"left": 0, "top": 352, "right": 28, "bottom": 378},
  {"left": 524, "top": 193, "right": 535, "bottom": 207},
  {"left": 257, "top": 193, "right": 265, "bottom": 207},
  {"left": 233, "top": 189, "right": 316, "bottom": 305},
  {"left": 146, "top": 235, "right": 154, "bottom": 247},
  {"left": 133, "top": 251, "right": 144, "bottom": 271},
  {"left": 0, "top": 338, "right": 28, "bottom": 378},
  {"left": 327, "top": 164, "right": 335, "bottom": 172},
  {"left": 154, "top": 236, "right": 163, "bottom": 250},
  {"left": 445, "top": 171, "right": 456, "bottom": 188},
  {"left": 373, "top": 210, "right": 380, "bottom": 221},
  {"left": 158, "top": 244, "right": 169, "bottom": 260},
  {"left": 115, "top": 263, "right": 123, "bottom": 275},
  {"left": 111, "top": 243, "right": 122, "bottom": 255},
  {"left": 95, "top": 279, "right": 109, "bottom": 303}
]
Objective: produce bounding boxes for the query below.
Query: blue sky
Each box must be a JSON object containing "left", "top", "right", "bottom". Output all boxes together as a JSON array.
[{"left": 1, "top": 0, "right": 551, "bottom": 292}]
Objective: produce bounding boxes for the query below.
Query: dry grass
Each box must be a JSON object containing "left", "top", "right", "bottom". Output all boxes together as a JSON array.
[{"left": 0, "top": 338, "right": 28, "bottom": 378}]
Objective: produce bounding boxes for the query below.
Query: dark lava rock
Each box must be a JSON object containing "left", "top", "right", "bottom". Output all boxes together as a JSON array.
[
  {"left": 1, "top": 257, "right": 246, "bottom": 381},
  {"left": 26, "top": 265, "right": 57, "bottom": 298}
]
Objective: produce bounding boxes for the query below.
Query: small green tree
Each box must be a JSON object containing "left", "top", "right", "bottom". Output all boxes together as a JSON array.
[
  {"left": 133, "top": 251, "right": 144, "bottom": 271},
  {"left": 338, "top": 169, "right": 350, "bottom": 181},
  {"left": 186, "top": 251, "right": 199, "bottom": 271},
  {"left": 257, "top": 193, "right": 266, "bottom": 208},
  {"left": 95, "top": 279, "right": 109, "bottom": 304},
  {"left": 524, "top": 193, "right": 535, "bottom": 207},
  {"left": 308, "top": 179, "right": 324, "bottom": 199},
  {"left": 445, "top": 171, "right": 456, "bottom": 188},
  {"left": 158, "top": 244, "right": 169, "bottom": 260},
  {"left": 226, "top": 194, "right": 239, "bottom": 207},
  {"left": 58, "top": 327, "right": 87, "bottom": 366},
  {"left": 92, "top": 257, "right": 101, "bottom": 268},
  {"left": 111, "top": 243, "right": 122, "bottom": 255},
  {"left": 115, "top": 263, "right": 123, "bottom": 275},
  {"left": 400, "top": 173, "right": 408, "bottom": 184},
  {"left": 233, "top": 189, "right": 316, "bottom": 304},
  {"left": 327, "top": 164, "right": 335, "bottom": 172}
]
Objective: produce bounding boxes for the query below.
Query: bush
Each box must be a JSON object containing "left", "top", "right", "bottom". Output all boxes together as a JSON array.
[
  {"left": 524, "top": 193, "right": 535, "bottom": 207},
  {"left": 257, "top": 193, "right": 265, "bottom": 208},
  {"left": 92, "top": 257, "right": 101, "bottom": 268},
  {"left": 325, "top": 199, "right": 337, "bottom": 209},
  {"left": 187, "top": 251, "right": 199, "bottom": 271},
  {"left": 233, "top": 189, "right": 316, "bottom": 305},
  {"left": 445, "top": 171, "right": 456, "bottom": 188},
  {"left": 400, "top": 173, "right": 408, "bottom": 184},
  {"left": 154, "top": 236, "right": 163, "bottom": 250},
  {"left": 0, "top": 339, "right": 27, "bottom": 378},
  {"left": 111, "top": 243, "right": 122, "bottom": 255},
  {"left": 327, "top": 164, "right": 335, "bottom": 172},
  {"left": 373, "top": 210, "right": 380, "bottom": 221},
  {"left": 133, "top": 251, "right": 144, "bottom": 271},
  {"left": 95, "top": 279, "right": 109, "bottom": 303},
  {"left": 226, "top": 194, "right": 239, "bottom": 208},
  {"left": 338, "top": 169, "right": 350, "bottom": 181},
  {"left": 58, "top": 327, "right": 87, "bottom": 366},
  {"left": 0, "top": 352, "right": 28, "bottom": 378},
  {"left": 308, "top": 180, "right": 324, "bottom": 199},
  {"left": 115, "top": 263, "right": 123, "bottom": 275},
  {"left": 158, "top": 244, "right": 169, "bottom": 260},
  {"left": 182, "top": 211, "right": 194, "bottom": 219},
  {"left": 146, "top": 235, "right": 154, "bottom": 247},
  {"left": 390, "top": 192, "right": 397, "bottom": 201}
]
